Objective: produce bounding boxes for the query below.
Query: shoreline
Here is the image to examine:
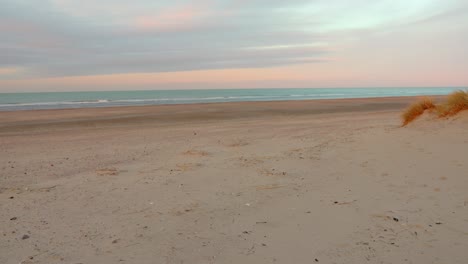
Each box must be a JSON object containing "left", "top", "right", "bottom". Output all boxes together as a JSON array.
[
  {"left": 1, "top": 87, "right": 460, "bottom": 113},
  {"left": 0, "top": 94, "right": 449, "bottom": 113},
  {"left": 0, "top": 95, "right": 446, "bottom": 132}
]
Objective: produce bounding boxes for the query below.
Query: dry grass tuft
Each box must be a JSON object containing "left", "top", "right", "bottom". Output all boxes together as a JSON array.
[
  {"left": 401, "top": 90, "right": 468, "bottom": 126},
  {"left": 401, "top": 97, "right": 436, "bottom": 126},
  {"left": 437, "top": 90, "right": 468, "bottom": 117}
]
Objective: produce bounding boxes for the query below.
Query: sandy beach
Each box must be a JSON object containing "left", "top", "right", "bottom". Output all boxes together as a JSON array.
[{"left": 1, "top": 96, "right": 467, "bottom": 264}]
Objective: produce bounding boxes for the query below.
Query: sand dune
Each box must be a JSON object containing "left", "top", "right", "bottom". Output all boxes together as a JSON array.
[{"left": 1, "top": 98, "right": 467, "bottom": 264}]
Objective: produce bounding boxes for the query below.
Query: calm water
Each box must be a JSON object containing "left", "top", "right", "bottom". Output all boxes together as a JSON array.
[{"left": 0, "top": 87, "right": 463, "bottom": 111}]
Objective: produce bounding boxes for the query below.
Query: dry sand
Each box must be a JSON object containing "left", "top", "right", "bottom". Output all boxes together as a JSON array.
[{"left": 1, "top": 97, "right": 467, "bottom": 264}]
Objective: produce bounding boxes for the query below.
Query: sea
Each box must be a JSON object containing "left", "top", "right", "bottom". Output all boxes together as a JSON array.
[{"left": 0, "top": 87, "right": 463, "bottom": 111}]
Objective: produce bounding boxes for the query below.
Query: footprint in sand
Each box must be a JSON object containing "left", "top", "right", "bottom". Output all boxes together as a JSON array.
[
  {"left": 96, "top": 168, "right": 119, "bottom": 176},
  {"left": 285, "top": 148, "right": 304, "bottom": 158},
  {"left": 182, "top": 149, "right": 210, "bottom": 157},
  {"left": 224, "top": 139, "right": 249, "bottom": 147},
  {"left": 257, "top": 168, "right": 287, "bottom": 177},
  {"left": 255, "top": 184, "right": 284, "bottom": 190},
  {"left": 237, "top": 156, "right": 266, "bottom": 167},
  {"left": 175, "top": 163, "right": 203, "bottom": 172},
  {"left": 170, "top": 202, "right": 199, "bottom": 216}
]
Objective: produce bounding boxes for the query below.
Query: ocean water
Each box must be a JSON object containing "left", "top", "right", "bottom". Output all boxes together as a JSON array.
[{"left": 0, "top": 87, "right": 463, "bottom": 111}]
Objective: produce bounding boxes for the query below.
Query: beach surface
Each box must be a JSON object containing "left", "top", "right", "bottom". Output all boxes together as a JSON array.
[{"left": 1, "top": 97, "right": 467, "bottom": 264}]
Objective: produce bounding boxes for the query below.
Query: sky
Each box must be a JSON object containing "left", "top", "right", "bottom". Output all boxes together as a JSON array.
[{"left": 0, "top": 0, "right": 467, "bottom": 92}]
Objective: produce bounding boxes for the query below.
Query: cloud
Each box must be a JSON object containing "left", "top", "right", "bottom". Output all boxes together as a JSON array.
[
  {"left": 0, "top": 0, "right": 467, "bottom": 88},
  {"left": 0, "top": 67, "right": 20, "bottom": 75},
  {"left": 132, "top": 4, "right": 209, "bottom": 32},
  {"left": 0, "top": 0, "right": 332, "bottom": 78}
]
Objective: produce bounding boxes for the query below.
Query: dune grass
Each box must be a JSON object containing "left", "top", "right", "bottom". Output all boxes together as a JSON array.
[
  {"left": 401, "top": 97, "right": 436, "bottom": 126},
  {"left": 436, "top": 90, "right": 468, "bottom": 117},
  {"left": 401, "top": 90, "right": 468, "bottom": 126}
]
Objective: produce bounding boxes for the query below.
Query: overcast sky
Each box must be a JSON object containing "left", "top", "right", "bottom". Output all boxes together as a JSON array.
[{"left": 1, "top": 0, "right": 467, "bottom": 92}]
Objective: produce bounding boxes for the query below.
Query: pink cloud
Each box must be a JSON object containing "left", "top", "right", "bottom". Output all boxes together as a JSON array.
[
  {"left": 2, "top": 63, "right": 467, "bottom": 92},
  {"left": 133, "top": 5, "right": 206, "bottom": 32},
  {"left": 0, "top": 67, "right": 20, "bottom": 75}
]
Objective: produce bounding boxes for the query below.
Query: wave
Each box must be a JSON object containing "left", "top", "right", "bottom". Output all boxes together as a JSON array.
[
  {"left": 0, "top": 88, "right": 460, "bottom": 111},
  {"left": 0, "top": 95, "right": 290, "bottom": 106},
  {"left": 0, "top": 99, "right": 111, "bottom": 107}
]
